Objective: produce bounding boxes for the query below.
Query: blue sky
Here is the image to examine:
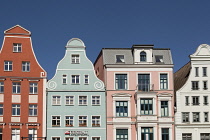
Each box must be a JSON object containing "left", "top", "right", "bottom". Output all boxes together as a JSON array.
[{"left": 0, "top": 0, "right": 210, "bottom": 79}]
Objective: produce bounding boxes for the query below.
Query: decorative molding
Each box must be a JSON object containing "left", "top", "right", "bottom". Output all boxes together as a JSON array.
[{"left": 112, "top": 93, "right": 132, "bottom": 97}]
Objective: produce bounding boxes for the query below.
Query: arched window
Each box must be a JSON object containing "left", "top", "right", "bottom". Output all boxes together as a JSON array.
[{"left": 140, "top": 51, "right": 146, "bottom": 62}]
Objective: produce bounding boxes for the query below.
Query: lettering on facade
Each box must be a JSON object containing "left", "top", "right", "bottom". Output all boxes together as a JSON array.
[{"left": 65, "top": 131, "right": 89, "bottom": 136}]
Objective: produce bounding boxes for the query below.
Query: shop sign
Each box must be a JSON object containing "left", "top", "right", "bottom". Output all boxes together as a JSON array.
[{"left": 65, "top": 131, "right": 89, "bottom": 136}]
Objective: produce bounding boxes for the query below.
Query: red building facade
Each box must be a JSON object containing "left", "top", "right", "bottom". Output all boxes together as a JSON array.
[{"left": 0, "top": 25, "right": 47, "bottom": 140}]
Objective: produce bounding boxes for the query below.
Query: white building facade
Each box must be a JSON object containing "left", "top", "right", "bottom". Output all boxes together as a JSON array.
[{"left": 175, "top": 44, "right": 210, "bottom": 140}]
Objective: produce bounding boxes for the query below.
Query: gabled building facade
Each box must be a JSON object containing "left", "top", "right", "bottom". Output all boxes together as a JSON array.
[
  {"left": 47, "top": 38, "right": 106, "bottom": 140},
  {"left": 94, "top": 45, "right": 174, "bottom": 140},
  {"left": 0, "top": 25, "right": 47, "bottom": 140},
  {"left": 174, "top": 44, "right": 210, "bottom": 140}
]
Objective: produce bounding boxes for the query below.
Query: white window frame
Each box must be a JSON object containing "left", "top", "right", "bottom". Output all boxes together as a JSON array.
[
  {"left": 52, "top": 137, "right": 61, "bottom": 140},
  {"left": 65, "top": 115, "right": 74, "bottom": 127},
  {"left": 78, "top": 96, "right": 87, "bottom": 105},
  {"left": 159, "top": 72, "right": 169, "bottom": 90},
  {"left": 12, "top": 104, "right": 20, "bottom": 116},
  {"left": 65, "top": 137, "right": 74, "bottom": 140},
  {"left": 28, "top": 129, "right": 37, "bottom": 140},
  {"left": 62, "top": 75, "right": 67, "bottom": 84},
  {"left": 71, "top": 75, "right": 80, "bottom": 84},
  {"left": 91, "top": 115, "right": 101, "bottom": 127},
  {"left": 29, "top": 83, "right": 38, "bottom": 94},
  {"left": 65, "top": 96, "right": 74, "bottom": 105},
  {"left": 84, "top": 75, "right": 89, "bottom": 84},
  {"left": 91, "top": 137, "right": 101, "bottom": 140},
  {"left": 52, "top": 96, "right": 61, "bottom": 105},
  {"left": 12, "top": 82, "right": 21, "bottom": 94},
  {"left": 114, "top": 72, "right": 129, "bottom": 90},
  {"left": 4, "top": 61, "right": 12, "bottom": 71},
  {"left": 29, "top": 104, "right": 37, "bottom": 116},
  {"left": 51, "top": 116, "right": 61, "bottom": 127},
  {"left": 113, "top": 125, "right": 132, "bottom": 140},
  {"left": 78, "top": 116, "right": 87, "bottom": 127},
  {"left": 0, "top": 104, "right": 3, "bottom": 115},
  {"left": 0, "top": 82, "right": 4, "bottom": 93},
  {"left": 12, "top": 129, "right": 20, "bottom": 140},
  {"left": 13, "top": 43, "right": 22, "bottom": 52},
  {"left": 22, "top": 61, "right": 30, "bottom": 72},
  {"left": 71, "top": 54, "right": 80, "bottom": 64},
  {"left": 91, "top": 95, "right": 101, "bottom": 105},
  {"left": 79, "top": 137, "right": 87, "bottom": 140}
]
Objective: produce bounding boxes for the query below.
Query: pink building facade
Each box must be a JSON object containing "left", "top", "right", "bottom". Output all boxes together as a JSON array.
[{"left": 94, "top": 45, "right": 174, "bottom": 140}]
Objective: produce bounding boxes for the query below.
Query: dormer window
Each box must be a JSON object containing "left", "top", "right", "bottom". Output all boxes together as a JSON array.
[
  {"left": 116, "top": 55, "right": 125, "bottom": 63},
  {"left": 155, "top": 55, "right": 163, "bottom": 63},
  {"left": 140, "top": 51, "right": 146, "bottom": 62},
  {"left": 13, "top": 43, "right": 22, "bottom": 52}
]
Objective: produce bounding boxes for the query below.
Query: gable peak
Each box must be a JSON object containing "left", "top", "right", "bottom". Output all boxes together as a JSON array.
[
  {"left": 66, "top": 38, "right": 85, "bottom": 48},
  {"left": 4, "top": 25, "right": 31, "bottom": 35}
]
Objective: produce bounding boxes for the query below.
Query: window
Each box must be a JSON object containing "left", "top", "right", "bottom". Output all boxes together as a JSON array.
[
  {"left": 162, "top": 128, "right": 169, "bottom": 140},
  {"left": 12, "top": 129, "right": 20, "bottom": 140},
  {"left": 52, "top": 137, "right": 60, "bottom": 140},
  {"left": 92, "top": 96, "right": 100, "bottom": 105},
  {"left": 0, "top": 104, "right": 3, "bottom": 115},
  {"left": 0, "top": 82, "right": 4, "bottom": 93},
  {"left": 204, "top": 81, "right": 208, "bottom": 90},
  {"left": 92, "top": 137, "right": 100, "bottom": 140},
  {"left": 52, "top": 96, "right": 61, "bottom": 105},
  {"left": 116, "top": 55, "right": 125, "bottom": 63},
  {"left": 28, "top": 129, "right": 37, "bottom": 140},
  {"left": 195, "top": 67, "right": 199, "bottom": 77},
  {"left": 29, "top": 104, "right": 37, "bottom": 116},
  {"left": 13, "top": 82, "right": 21, "bottom": 94},
  {"left": 193, "top": 112, "right": 200, "bottom": 122},
  {"left": 115, "top": 74, "right": 127, "bottom": 90},
  {"left": 192, "top": 81, "right": 199, "bottom": 90},
  {"left": 204, "top": 112, "right": 209, "bottom": 122},
  {"left": 161, "top": 101, "right": 168, "bottom": 117},
  {"left": 4, "top": 61, "right": 12, "bottom": 71},
  {"left": 116, "top": 129, "right": 128, "bottom": 140},
  {"left": 192, "top": 96, "right": 199, "bottom": 105},
  {"left": 13, "top": 43, "right": 22, "bottom": 52},
  {"left": 71, "top": 55, "right": 79, "bottom": 64},
  {"left": 203, "top": 67, "right": 207, "bottom": 77},
  {"left": 65, "top": 116, "right": 73, "bottom": 127},
  {"left": 79, "top": 96, "right": 87, "bottom": 105},
  {"left": 182, "top": 112, "right": 189, "bottom": 122},
  {"left": 79, "top": 138, "right": 87, "bottom": 140},
  {"left": 155, "top": 55, "right": 163, "bottom": 63},
  {"left": 182, "top": 133, "right": 192, "bottom": 140},
  {"left": 138, "top": 74, "right": 150, "bottom": 92},
  {"left": 185, "top": 96, "right": 189, "bottom": 105},
  {"left": 79, "top": 116, "right": 87, "bottom": 127},
  {"left": 140, "top": 99, "right": 153, "bottom": 115},
  {"left": 12, "top": 104, "right": 20, "bottom": 116},
  {"left": 29, "top": 83, "right": 38, "bottom": 94},
  {"left": 22, "top": 61, "right": 30, "bottom": 72},
  {"left": 66, "top": 96, "right": 74, "bottom": 105},
  {"left": 141, "top": 127, "right": 153, "bottom": 140},
  {"left": 65, "top": 138, "right": 74, "bottom": 140},
  {"left": 160, "top": 74, "right": 168, "bottom": 89},
  {"left": 52, "top": 116, "right": 60, "bottom": 126},
  {"left": 204, "top": 96, "right": 208, "bottom": 105},
  {"left": 63, "top": 75, "right": 67, "bottom": 84},
  {"left": 92, "top": 116, "right": 100, "bottom": 127},
  {"left": 72, "top": 75, "right": 79, "bottom": 84},
  {"left": 84, "top": 75, "right": 89, "bottom": 84},
  {"left": 0, "top": 129, "right": 2, "bottom": 140},
  {"left": 116, "top": 101, "right": 128, "bottom": 117},
  {"left": 201, "top": 133, "right": 210, "bottom": 140},
  {"left": 140, "top": 51, "right": 146, "bottom": 62}
]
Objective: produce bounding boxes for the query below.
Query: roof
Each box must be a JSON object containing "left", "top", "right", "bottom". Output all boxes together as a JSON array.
[
  {"left": 174, "top": 61, "right": 191, "bottom": 92},
  {"left": 101, "top": 48, "right": 173, "bottom": 65},
  {"left": 4, "top": 25, "right": 31, "bottom": 35}
]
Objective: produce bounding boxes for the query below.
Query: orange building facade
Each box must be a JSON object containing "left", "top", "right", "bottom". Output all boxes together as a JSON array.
[{"left": 0, "top": 25, "right": 47, "bottom": 140}]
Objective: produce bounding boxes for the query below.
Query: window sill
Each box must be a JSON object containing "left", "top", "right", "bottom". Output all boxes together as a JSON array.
[
  {"left": 52, "top": 125, "right": 60, "bottom": 127},
  {"left": 92, "top": 104, "right": 101, "bottom": 106},
  {"left": 52, "top": 104, "right": 61, "bottom": 106},
  {"left": 78, "top": 105, "right": 87, "bottom": 106},
  {"left": 29, "top": 93, "right": 38, "bottom": 94},
  {"left": 65, "top": 104, "right": 74, "bottom": 106},
  {"left": 66, "top": 125, "right": 73, "bottom": 127}
]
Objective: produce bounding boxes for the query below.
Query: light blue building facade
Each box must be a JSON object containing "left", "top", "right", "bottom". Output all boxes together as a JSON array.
[{"left": 47, "top": 38, "right": 106, "bottom": 140}]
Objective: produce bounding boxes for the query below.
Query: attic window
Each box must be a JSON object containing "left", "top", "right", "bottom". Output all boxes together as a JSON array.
[
  {"left": 155, "top": 55, "right": 164, "bottom": 63},
  {"left": 13, "top": 43, "right": 22, "bottom": 52},
  {"left": 140, "top": 51, "right": 146, "bottom": 62},
  {"left": 116, "top": 55, "right": 125, "bottom": 63}
]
